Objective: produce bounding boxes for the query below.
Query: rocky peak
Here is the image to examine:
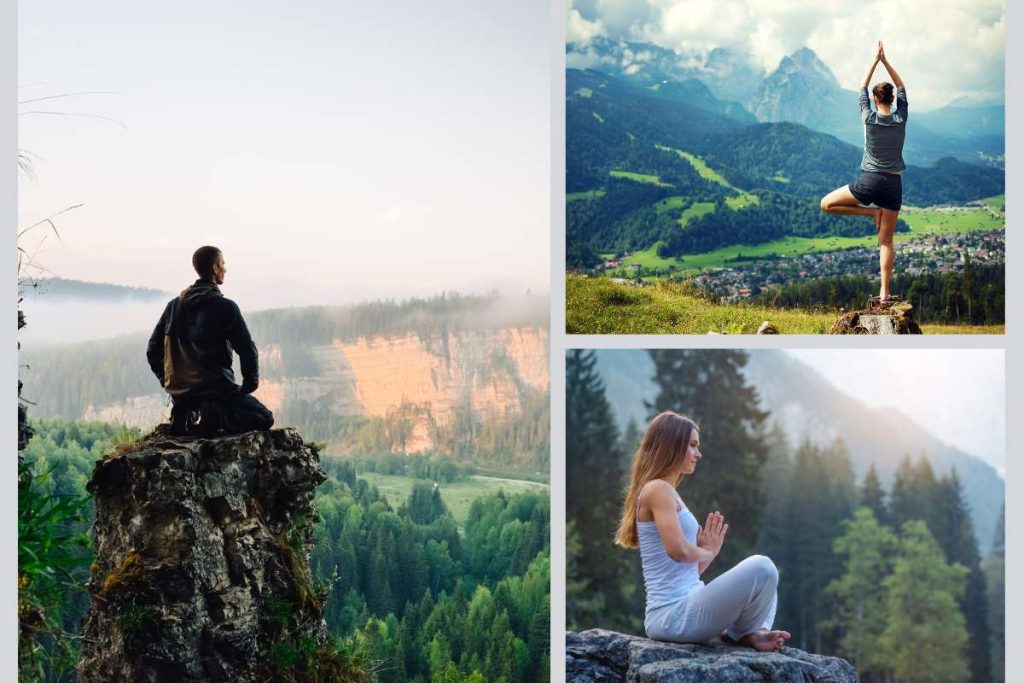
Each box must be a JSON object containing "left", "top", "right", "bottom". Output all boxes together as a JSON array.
[
  {"left": 780, "top": 47, "right": 841, "bottom": 89},
  {"left": 78, "top": 428, "right": 362, "bottom": 682},
  {"left": 748, "top": 47, "right": 852, "bottom": 133},
  {"left": 567, "top": 629, "right": 856, "bottom": 683}
]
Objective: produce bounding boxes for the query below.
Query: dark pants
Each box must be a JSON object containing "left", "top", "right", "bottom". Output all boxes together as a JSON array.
[{"left": 171, "top": 392, "right": 274, "bottom": 435}]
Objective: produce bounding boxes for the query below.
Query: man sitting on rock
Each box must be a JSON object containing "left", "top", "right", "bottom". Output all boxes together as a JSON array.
[{"left": 146, "top": 246, "right": 274, "bottom": 437}]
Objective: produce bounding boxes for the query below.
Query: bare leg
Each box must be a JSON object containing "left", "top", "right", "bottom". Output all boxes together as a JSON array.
[
  {"left": 878, "top": 210, "right": 898, "bottom": 300},
  {"left": 820, "top": 185, "right": 882, "bottom": 230}
]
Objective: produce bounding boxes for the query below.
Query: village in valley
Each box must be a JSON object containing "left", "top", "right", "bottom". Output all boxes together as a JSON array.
[
  {"left": 690, "top": 230, "right": 1004, "bottom": 302},
  {"left": 596, "top": 201, "right": 1005, "bottom": 302}
]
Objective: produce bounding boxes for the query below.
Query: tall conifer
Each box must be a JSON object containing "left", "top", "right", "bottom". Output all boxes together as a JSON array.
[
  {"left": 860, "top": 463, "right": 887, "bottom": 523},
  {"left": 565, "top": 350, "right": 633, "bottom": 629},
  {"left": 645, "top": 350, "right": 768, "bottom": 572}
]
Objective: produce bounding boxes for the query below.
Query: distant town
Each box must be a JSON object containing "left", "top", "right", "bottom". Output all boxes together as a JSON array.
[{"left": 602, "top": 230, "right": 1005, "bottom": 302}]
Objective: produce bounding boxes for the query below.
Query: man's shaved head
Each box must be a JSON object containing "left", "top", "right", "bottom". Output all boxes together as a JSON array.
[{"left": 192, "top": 246, "right": 223, "bottom": 279}]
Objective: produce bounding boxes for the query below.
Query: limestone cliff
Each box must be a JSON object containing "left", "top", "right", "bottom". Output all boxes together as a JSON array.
[
  {"left": 77, "top": 326, "right": 549, "bottom": 453},
  {"left": 567, "top": 629, "right": 856, "bottom": 683},
  {"left": 78, "top": 428, "right": 363, "bottom": 683}
]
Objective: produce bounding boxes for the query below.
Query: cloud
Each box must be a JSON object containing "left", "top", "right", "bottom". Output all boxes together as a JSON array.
[
  {"left": 568, "top": 0, "right": 1005, "bottom": 108},
  {"left": 567, "top": 7, "right": 604, "bottom": 44}
]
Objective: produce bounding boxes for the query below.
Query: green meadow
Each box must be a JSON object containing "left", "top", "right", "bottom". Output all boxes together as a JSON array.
[
  {"left": 567, "top": 189, "right": 606, "bottom": 202},
  {"left": 608, "top": 169, "right": 671, "bottom": 187},
  {"left": 609, "top": 197, "right": 1004, "bottom": 274},
  {"left": 358, "top": 471, "right": 549, "bottom": 529}
]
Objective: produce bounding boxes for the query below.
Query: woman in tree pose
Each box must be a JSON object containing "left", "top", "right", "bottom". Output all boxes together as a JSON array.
[
  {"left": 820, "top": 40, "right": 908, "bottom": 304},
  {"left": 614, "top": 411, "right": 790, "bottom": 651}
]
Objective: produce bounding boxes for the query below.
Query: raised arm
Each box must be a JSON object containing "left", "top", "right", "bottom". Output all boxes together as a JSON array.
[
  {"left": 878, "top": 41, "right": 904, "bottom": 89},
  {"left": 647, "top": 483, "right": 714, "bottom": 565},
  {"left": 859, "top": 52, "right": 879, "bottom": 119},
  {"left": 862, "top": 47, "right": 881, "bottom": 89}
]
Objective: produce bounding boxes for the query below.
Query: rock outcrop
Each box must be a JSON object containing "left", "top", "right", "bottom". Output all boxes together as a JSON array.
[
  {"left": 78, "top": 428, "right": 362, "bottom": 683},
  {"left": 566, "top": 629, "right": 856, "bottom": 683},
  {"left": 830, "top": 299, "right": 922, "bottom": 335}
]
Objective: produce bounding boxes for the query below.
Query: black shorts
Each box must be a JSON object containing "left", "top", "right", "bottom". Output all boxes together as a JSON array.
[{"left": 848, "top": 171, "right": 902, "bottom": 211}]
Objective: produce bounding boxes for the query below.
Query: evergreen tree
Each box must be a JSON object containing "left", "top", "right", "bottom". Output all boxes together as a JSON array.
[
  {"left": 620, "top": 417, "right": 642, "bottom": 459},
  {"left": 889, "top": 455, "right": 938, "bottom": 530},
  {"left": 880, "top": 521, "right": 969, "bottom": 683},
  {"left": 753, "top": 423, "right": 797, "bottom": 637},
  {"left": 779, "top": 440, "right": 856, "bottom": 651},
  {"left": 983, "top": 504, "right": 1005, "bottom": 683},
  {"left": 646, "top": 350, "right": 768, "bottom": 571},
  {"left": 565, "top": 350, "right": 633, "bottom": 629},
  {"left": 930, "top": 470, "right": 991, "bottom": 683},
  {"left": 399, "top": 482, "right": 448, "bottom": 524},
  {"left": 824, "top": 508, "right": 897, "bottom": 681},
  {"left": 565, "top": 521, "right": 598, "bottom": 632},
  {"left": 859, "top": 463, "right": 887, "bottom": 523}
]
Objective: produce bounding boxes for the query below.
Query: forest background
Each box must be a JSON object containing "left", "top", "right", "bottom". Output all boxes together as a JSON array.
[{"left": 566, "top": 348, "right": 1005, "bottom": 683}]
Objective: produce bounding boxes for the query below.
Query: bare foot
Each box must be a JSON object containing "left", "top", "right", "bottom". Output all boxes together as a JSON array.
[
  {"left": 739, "top": 628, "right": 791, "bottom": 652},
  {"left": 873, "top": 208, "right": 883, "bottom": 233}
]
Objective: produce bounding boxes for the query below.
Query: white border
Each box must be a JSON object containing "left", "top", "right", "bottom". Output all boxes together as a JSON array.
[
  {"left": 549, "top": 0, "right": 567, "bottom": 679},
  {"left": 5, "top": 0, "right": 20, "bottom": 676}
]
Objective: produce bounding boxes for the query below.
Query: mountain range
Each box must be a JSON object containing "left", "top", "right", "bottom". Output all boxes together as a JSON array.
[
  {"left": 592, "top": 349, "right": 1003, "bottom": 555},
  {"left": 567, "top": 39, "right": 1004, "bottom": 168},
  {"left": 566, "top": 65, "right": 1004, "bottom": 258}
]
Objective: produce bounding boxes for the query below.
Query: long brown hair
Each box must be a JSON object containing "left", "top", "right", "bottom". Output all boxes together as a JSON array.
[{"left": 613, "top": 411, "right": 699, "bottom": 549}]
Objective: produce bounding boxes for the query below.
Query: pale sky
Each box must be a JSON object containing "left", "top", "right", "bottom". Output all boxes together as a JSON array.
[
  {"left": 789, "top": 349, "right": 1005, "bottom": 473},
  {"left": 567, "top": 0, "right": 1005, "bottom": 110},
  {"left": 18, "top": 0, "right": 550, "bottom": 309}
]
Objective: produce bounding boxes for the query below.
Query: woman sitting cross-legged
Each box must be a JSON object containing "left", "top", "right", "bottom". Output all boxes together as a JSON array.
[{"left": 614, "top": 411, "right": 791, "bottom": 651}]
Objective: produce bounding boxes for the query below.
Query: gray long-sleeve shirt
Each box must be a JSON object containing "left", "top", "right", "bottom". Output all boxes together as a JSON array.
[{"left": 859, "top": 87, "right": 908, "bottom": 173}]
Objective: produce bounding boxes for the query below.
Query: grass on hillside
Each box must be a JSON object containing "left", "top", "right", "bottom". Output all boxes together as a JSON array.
[
  {"left": 656, "top": 145, "right": 732, "bottom": 188},
  {"left": 566, "top": 274, "right": 1001, "bottom": 335},
  {"left": 901, "top": 204, "right": 1003, "bottom": 234},
  {"left": 608, "top": 170, "right": 671, "bottom": 187},
  {"left": 919, "top": 323, "right": 1005, "bottom": 335},
  {"left": 726, "top": 193, "right": 760, "bottom": 209},
  {"left": 610, "top": 201, "right": 1004, "bottom": 275},
  {"left": 357, "top": 471, "right": 548, "bottom": 528},
  {"left": 567, "top": 189, "right": 606, "bottom": 202}
]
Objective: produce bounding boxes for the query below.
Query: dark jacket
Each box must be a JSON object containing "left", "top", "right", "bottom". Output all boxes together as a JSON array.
[{"left": 146, "top": 279, "right": 259, "bottom": 399}]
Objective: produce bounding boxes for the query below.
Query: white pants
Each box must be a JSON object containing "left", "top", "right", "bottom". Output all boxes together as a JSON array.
[{"left": 645, "top": 555, "right": 779, "bottom": 643}]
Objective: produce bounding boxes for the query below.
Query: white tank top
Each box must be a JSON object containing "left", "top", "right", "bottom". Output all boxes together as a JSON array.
[{"left": 637, "top": 485, "right": 703, "bottom": 612}]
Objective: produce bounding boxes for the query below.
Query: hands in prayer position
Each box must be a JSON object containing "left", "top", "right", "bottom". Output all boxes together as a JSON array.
[{"left": 697, "top": 511, "right": 728, "bottom": 559}]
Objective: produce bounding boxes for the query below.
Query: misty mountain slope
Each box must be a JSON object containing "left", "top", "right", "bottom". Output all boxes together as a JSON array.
[
  {"left": 567, "top": 38, "right": 764, "bottom": 107},
  {"left": 18, "top": 278, "right": 175, "bottom": 344},
  {"left": 20, "top": 278, "right": 170, "bottom": 301},
  {"left": 592, "top": 349, "right": 1002, "bottom": 554},
  {"left": 19, "top": 294, "right": 550, "bottom": 458}
]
